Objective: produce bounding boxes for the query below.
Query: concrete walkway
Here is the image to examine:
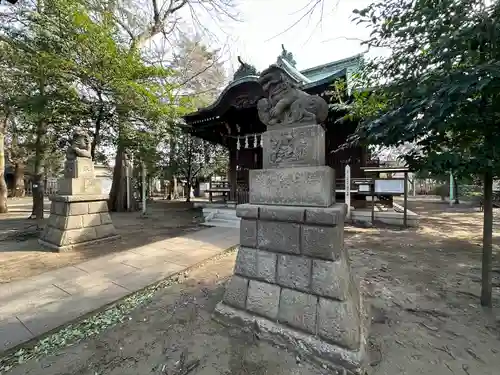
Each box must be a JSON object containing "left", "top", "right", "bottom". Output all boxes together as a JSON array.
[{"left": 0, "top": 226, "right": 239, "bottom": 353}]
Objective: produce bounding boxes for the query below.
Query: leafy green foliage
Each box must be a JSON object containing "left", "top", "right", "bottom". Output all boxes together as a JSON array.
[
  {"left": 0, "top": 0, "right": 191, "bottom": 171},
  {"left": 350, "top": 0, "right": 500, "bottom": 179},
  {"left": 350, "top": 0, "right": 500, "bottom": 307}
]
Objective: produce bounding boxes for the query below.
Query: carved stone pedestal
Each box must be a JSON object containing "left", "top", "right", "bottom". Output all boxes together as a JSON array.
[
  {"left": 39, "top": 156, "right": 119, "bottom": 252},
  {"left": 213, "top": 124, "right": 370, "bottom": 374}
]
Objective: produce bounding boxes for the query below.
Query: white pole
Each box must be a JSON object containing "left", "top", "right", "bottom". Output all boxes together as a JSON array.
[
  {"left": 345, "top": 165, "right": 351, "bottom": 218},
  {"left": 449, "top": 170, "right": 454, "bottom": 206},
  {"left": 141, "top": 161, "right": 147, "bottom": 215},
  {"left": 125, "top": 155, "right": 130, "bottom": 211}
]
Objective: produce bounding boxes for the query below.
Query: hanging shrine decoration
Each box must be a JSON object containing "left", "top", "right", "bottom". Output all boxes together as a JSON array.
[
  {"left": 223, "top": 121, "right": 264, "bottom": 151},
  {"left": 234, "top": 133, "right": 263, "bottom": 151}
]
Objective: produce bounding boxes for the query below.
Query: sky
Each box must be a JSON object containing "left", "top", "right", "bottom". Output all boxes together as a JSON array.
[{"left": 194, "top": 0, "right": 376, "bottom": 73}]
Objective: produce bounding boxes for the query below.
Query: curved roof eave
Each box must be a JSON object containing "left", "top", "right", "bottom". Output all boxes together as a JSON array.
[
  {"left": 300, "top": 68, "right": 347, "bottom": 91},
  {"left": 276, "top": 56, "right": 312, "bottom": 84},
  {"left": 183, "top": 67, "right": 348, "bottom": 121},
  {"left": 183, "top": 75, "right": 260, "bottom": 119}
]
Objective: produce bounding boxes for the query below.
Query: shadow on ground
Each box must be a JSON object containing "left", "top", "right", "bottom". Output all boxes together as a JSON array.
[
  {"left": 4, "top": 200, "right": 500, "bottom": 375},
  {"left": 0, "top": 200, "right": 206, "bottom": 283}
]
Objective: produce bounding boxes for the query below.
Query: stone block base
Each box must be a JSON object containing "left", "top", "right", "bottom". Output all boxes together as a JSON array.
[
  {"left": 39, "top": 194, "right": 119, "bottom": 252},
  {"left": 58, "top": 177, "right": 102, "bottom": 195},
  {"left": 249, "top": 166, "right": 335, "bottom": 207},
  {"left": 217, "top": 200, "right": 370, "bottom": 373},
  {"left": 213, "top": 302, "right": 370, "bottom": 375}
]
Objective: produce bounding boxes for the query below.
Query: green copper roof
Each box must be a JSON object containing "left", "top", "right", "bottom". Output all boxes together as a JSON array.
[
  {"left": 276, "top": 55, "right": 312, "bottom": 84},
  {"left": 300, "top": 53, "right": 364, "bottom": 82},
  {"left": 183, "top": 52, "right": 364, "bottom": 121}
]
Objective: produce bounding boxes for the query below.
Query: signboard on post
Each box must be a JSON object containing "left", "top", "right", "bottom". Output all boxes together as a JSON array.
[
  {"left": 374, "top": 179, "right": 405, "bottom": 194},
  {"left": 345, "top": 165, "right": 351, "bottom": 218}
]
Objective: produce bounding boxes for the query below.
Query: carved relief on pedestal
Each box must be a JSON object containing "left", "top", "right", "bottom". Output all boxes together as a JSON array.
[
  {"left": 269, "top": 134, "right": 308, "bottom": 166},
  {"left": 263, "top": 124, "right": 326, "bottom": 169}
]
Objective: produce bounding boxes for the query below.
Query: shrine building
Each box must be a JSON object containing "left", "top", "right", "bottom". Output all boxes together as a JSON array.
[{"left": 182, "top": 47, "right": 377, "bottom": 204}]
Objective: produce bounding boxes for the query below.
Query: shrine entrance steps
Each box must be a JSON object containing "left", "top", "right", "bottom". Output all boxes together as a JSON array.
[{"left": 199, "top": 207, "right": 240, "bottom": 228}]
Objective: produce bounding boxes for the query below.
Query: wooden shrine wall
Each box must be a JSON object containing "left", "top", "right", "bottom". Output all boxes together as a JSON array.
[
  {"left": 235, "top": 147, "right": 262, "bottom": 190},
  {"left": 325, "top": 122, "right": 364, "bottom": 179}
]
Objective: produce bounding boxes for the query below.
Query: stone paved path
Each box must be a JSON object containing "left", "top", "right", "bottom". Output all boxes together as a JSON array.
[{"left": 0, "top": 226, "right": 238, "bottom": 354}]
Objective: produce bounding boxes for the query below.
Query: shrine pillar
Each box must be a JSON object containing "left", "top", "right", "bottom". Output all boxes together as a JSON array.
[{"left": 228, "top": 144, "right": 238, "bottom": 201}]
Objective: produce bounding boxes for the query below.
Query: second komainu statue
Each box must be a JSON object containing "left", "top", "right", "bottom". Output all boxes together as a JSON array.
[{"left": 257, "top": 65, "right": 329, "bottom": 128}]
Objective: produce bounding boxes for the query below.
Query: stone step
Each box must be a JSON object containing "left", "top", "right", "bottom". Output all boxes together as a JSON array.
[
  {"left": 216, "top": 212, "right": 240, "bottom": 221},
  {"left": 202, "top": 218, "right": 240, "bottom": 228}
]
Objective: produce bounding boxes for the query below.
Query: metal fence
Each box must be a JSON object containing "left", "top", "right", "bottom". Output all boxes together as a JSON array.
[
  {"left": 24, "top": 179, "right": 59, "bottom": 196},
  {"left": 235, "top": 189, "right": 249, "bottom": 204}
]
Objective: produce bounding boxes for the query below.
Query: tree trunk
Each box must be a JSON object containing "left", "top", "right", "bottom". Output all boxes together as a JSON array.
[
  {"left": 91, "top": 99, "right": 104, "bottom": 160},
  {"left": 13, "top": 163, "right": 25, "bottom": 197},
  {"left": 185, "top": 176, "right": 191, "bottom": 203},
  {"left": 167, "top": 136, "right": 178, "bottom": 199},
  {"left": 185, "top": 139, "right": 193, "bottom": 203},
  {"left": 0, "top": 117, "right": 8, "bottom": 213},
  {"left": 453, "top": 176, "right": 460, "bottom": 204},
  {"left": 480, "top": 170, "right": 493, "bottom": 307},
  {"left": 171, "top": 176, "right": 178, "bottom": 199},
  {"left": 108, "top": 143, "right": 128, "bottom": 211},
  {"left": 31, "top": 119, "right": 47, "bottom": 223}
]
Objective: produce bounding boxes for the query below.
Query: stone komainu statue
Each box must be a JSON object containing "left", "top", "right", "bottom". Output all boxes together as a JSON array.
[
  {"left": 66, "top": 128, "right": 92, "bottom": 161},
  {"left": 257, "top": 65, "right": 329, "bottom": 128}
]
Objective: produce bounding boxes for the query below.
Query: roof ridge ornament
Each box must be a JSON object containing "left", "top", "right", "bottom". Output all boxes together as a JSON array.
[
  {"left": 279, "top": 44, "right": 297, "bottom": 67},
  {"left": 233, "top": 56, "right": 259, "bottom": 81}
]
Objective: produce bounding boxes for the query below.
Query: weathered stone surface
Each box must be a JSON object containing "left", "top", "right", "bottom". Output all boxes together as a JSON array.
[
  {"left": 49, "top": 214, "right": 83, "bottom": 230},
  {"left": 301, "top": 225, "right": 343, "bottom": 260},
  {"left": 42, "top": 197, "right": 118, "bottom": 251},
  {"left": 42, "top": 140, "right": 118, "bottom": 252},
  {"left": 58, "top": 178, "right": 102, "bottom": 195},
  {"left": 318, "top": 298, "right": 361, "bottom": 350},
  {"left": 249, "top": 166, "right": 335, "bottom": 207},
  {"left": 311, "top": 259, "right": 351, "bottom": 301},
  {"left": 234, "top": 247, "right": 257, "bottom": 278},
  {"left": 88, "top": 200, "right": 108, "bottom": 214},
  {"left": 41, "top": 227, "right": 64, "bottom": 246},
  {"left": 63, "top": 157, "right": 94, "bottom": 179},
  {"left": 50, "top": 194, "right": 109, "bottom": 203},
  {"left": 257, "top": 221, "right": 300, "bottom": 254},
  {"left": 214, "top": 303, "right": 369, "bottom": 374},
  {"left": 82, "top": 213, "right": 101, "bottom": 227},
  {"left": 236, "top": 204, "right": 259, "bottom": 219},
  {"left": 246, "top": 280, "right": 281, "bottom": 319},
  {"left": 51, "top": 201, "right": 88, "bottom": 216},
  {"left": 240, "top": 219, "right": 257, "bottom": 247},
  {"left": 234, "top": 247, "right": 277, "bottom": 284},
  {"left": 259, "top": 206, "right": 304, "bottom": 223},
  {"left": 277, "top": 254, "right": 311, "bottom": 292},
  {"left": 262, "top": 124, "right": 325, "bottom": 168},
  {"left": 223, "top": 275, "right": 249, "bottom": 309},
  {"left": 256, "top": 250, "right": 277, "bottom": 284},
  {"left": 67, "top": 202, "right": 89, "bottom": 216},
  {"left": 278, "top": 288, "right": 318, "bottom": 334},
  {"left": 62, "top": 227, "right": 97, "bottom": 246},
  {"left": 100, "top": 212, "right": 113, "bottom": 225},
  {"left": 305, "top": 205, "right": 345, "bottom": 226},
  {"left": 215, "top": 115, "right": 369, "bottom": 373}
]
